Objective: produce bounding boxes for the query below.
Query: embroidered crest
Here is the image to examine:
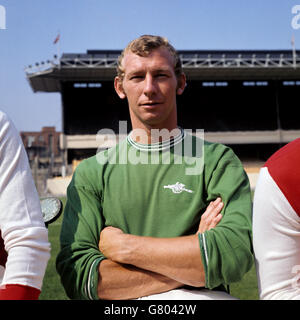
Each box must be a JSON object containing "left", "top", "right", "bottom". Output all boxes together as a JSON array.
[{"left": 164, "top": 182, "right": 194, "bottom": 194}]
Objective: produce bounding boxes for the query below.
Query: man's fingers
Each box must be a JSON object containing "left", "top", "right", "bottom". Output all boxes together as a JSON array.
[
  {"left": 209, "top": 213, "right": 223, "bottom": 229},
  {"left": 204, "top": 214, "right": 222, "bottom": 231},
  {"left": 197, "top": 198, "right": 224, "bottom": 234},
  {"left": 202, "top": 198, "right": 223, "bottom": 219}
]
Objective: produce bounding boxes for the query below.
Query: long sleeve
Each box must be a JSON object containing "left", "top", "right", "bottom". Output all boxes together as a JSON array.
[
  {"left": 56, "top": 158, "right": 106, "bottom": 300},
  {"left": 199, "top": 144, "right": 253, "bottom": 289},
  {"left": 0, "top": 111, "right": 50, "bottom": 298}
]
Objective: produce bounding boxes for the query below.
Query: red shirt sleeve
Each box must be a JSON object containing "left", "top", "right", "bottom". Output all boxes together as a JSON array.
[
  {"left": 264, "top": 138, "right": 300, "bottom": 217},
  {"left": 0, "top": 284, "right": 40, "bottom": 300}
]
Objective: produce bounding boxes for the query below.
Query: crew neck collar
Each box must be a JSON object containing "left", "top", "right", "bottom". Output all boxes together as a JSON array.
[{"left": 127, "top": 127, "right": 186, "bottom": 151}]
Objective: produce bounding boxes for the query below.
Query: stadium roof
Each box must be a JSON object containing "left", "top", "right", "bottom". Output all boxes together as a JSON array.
[{"left": 25, "top": 49, "right": 300, "bottom": 92}]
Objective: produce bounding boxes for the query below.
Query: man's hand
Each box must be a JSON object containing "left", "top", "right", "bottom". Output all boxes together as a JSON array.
[
  {"left": 99, "top": 226, "right": 129, "bottom": 263},
  {"left": 98, "top": 227, "right": 184, "bottom": 299},
  {"left": 197, "top": 197, "right": 223, "bottom": 234},
  {"left": 99, "top": 198, "right": 224, "bottom": 260},
  {"left": 98, "top": 197, "right": 223, "bottom": 294}
]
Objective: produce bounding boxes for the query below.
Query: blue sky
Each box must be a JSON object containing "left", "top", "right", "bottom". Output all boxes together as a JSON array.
[{"left": 0, "top": 0, "right": 299, "bottom": 131}]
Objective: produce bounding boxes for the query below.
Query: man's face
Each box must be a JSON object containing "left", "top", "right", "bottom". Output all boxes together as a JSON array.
[{"left": 115, "top": 47, "right": 186, "bottom": 130}]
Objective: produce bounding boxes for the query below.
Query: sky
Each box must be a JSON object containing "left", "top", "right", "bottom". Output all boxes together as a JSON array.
[{"left": 0, "top": 0, "right": 299, "bottom": 132}]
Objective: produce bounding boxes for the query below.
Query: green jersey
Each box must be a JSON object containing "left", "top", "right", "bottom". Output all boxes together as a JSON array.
[{"left": 56, "top": 130, "right": 253, "bottom": 300}]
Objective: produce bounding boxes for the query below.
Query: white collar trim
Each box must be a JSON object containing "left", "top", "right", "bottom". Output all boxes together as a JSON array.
[{"left": 127, "top": 127, "right": 186, "bottom": 151}]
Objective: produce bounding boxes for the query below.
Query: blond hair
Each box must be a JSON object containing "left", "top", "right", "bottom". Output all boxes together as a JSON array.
[{"left": 117, "top": 35, "right": 183, "bottom": 81}]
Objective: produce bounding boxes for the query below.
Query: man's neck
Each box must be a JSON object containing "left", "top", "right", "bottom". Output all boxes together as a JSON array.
[{"left": 130, "top": 125, "right": 181, "bottom": 145}]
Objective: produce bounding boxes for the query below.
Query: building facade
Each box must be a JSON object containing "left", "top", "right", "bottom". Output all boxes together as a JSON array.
[{"left": 20, "top": 126, "right": 64, "bottom": 176}]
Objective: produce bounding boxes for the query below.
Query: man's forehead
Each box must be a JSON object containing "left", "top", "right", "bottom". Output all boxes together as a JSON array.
[{"left": 122, "top": 47, "right": 175, "bottom": 73}]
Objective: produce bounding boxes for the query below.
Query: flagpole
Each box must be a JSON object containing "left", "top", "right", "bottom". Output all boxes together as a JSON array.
[
  {"left": 292, "top": 34, "right": 296, "bottom": 69},
  {"left": 57, "top": 35, "right": 60, "bottom": 59},
  {"left": 57, "top": 30, "right": 60, "bottom": 60}
]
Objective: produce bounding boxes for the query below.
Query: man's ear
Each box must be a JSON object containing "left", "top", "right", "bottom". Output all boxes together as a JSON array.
[
  {"left": 114, "top": 77, "right": 126, "bottom": 99},
  {"left": 176, "top": 73, "right": 186, "bottom": 95}
]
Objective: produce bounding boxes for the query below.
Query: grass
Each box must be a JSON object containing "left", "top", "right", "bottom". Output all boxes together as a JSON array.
[
  {"left": 39, "top": 197, "right": 69, "bottom": 300},
  {"left": 39, "top": 197, "right": 259, "bottom": 300}
]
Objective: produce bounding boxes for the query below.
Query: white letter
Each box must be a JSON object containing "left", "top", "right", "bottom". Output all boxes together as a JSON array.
[
  {"left": 104, "top": 307, "right": 111, "bottom": 315},
  {"left": 118, "top": 121, "right": 128, "bottom": 164},
  {"left": 128, "top": 145, "right": 149, "bottom": 165},
  {"left": 0, "top": 5, "right": 6, "bottom": 30},
  {"left": 127, "top": 128, "right": 149, "bottom": 165},
  {"left": 291, "top": 5, "right": 300, "bottom": 30},
  {"left": 184, "top": 129, "right": 204, "bottom": 176},
  {"left": 96, "top": 128, "right": 117, "bottom": 164}
]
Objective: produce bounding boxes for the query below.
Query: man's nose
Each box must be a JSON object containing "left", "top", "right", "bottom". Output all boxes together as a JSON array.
[{"left": 143, "top": 75, "right": 156, "bottom": 96}]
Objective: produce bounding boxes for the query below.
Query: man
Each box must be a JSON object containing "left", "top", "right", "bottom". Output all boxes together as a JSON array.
[
  {"left": 253, "top": 138, "right": 300, "bottom": 299},
  {"left": 56, "top": 35, "right": 253, "bottom": 300},
  {"left": 0, "top": 111, "right": 50, "bottom": 299}
]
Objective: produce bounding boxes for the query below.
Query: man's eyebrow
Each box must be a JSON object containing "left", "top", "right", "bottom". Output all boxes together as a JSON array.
[
  {"left": 154, "top": 68, "right": 172, "bottom": 74},
  {"left": 126, "top": 70, "right": 145, "bottom": 78},
  {"left": 126, "top": 67, "right": 172, "bottom": 78}
]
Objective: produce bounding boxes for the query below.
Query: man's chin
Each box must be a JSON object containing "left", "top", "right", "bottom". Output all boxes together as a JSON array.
[{"left": 140, "top": 115, "right": 166, "bottom": 127}]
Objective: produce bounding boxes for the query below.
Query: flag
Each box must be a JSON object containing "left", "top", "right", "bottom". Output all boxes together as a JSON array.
[{"left": 53, "top": 33, "right": 60, "bottom": 44}]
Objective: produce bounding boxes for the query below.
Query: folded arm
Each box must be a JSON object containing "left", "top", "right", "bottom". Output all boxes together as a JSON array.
[
  {"left": 98, "top": 259, "right": 182, "bottom": 300},
  {"left": 98, "top": 198, "right": 223, "bottom": 299}
]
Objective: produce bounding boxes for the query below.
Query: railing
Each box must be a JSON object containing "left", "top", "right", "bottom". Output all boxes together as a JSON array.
[{"left": 25, "top": 51, "right": 299, "bottom": 76}]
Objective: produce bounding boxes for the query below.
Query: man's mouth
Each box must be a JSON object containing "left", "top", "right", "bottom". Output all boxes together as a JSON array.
[{"left": 140, "top": 101, "right": 161, "bottom": 107}]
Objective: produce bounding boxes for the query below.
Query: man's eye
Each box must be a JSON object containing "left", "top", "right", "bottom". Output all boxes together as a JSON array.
[
  {"left": 130, "top": 75, "right": 143, "bottom": 80},
  {"left": 156, "top": 74, "right": 168, "bottom": 78}
]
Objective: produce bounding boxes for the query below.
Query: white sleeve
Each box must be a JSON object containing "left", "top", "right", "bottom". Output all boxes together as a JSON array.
[
  {"left": 0, "top": 111, "right": 50, "bottom": 290},
  {"left": 253, "top": 167, "right": 300, "bottom": 300}
]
